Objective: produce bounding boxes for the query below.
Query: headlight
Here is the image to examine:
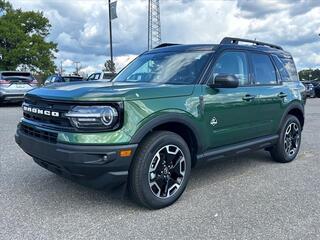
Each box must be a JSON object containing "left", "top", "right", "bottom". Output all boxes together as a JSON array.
[{"left": 65, "top": 106, "right": 119, "bottom": 130}]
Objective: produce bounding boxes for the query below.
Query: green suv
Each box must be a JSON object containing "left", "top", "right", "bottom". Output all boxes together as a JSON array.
[{"left": 15, "top": 37, "right": 306, "bottom": 209}]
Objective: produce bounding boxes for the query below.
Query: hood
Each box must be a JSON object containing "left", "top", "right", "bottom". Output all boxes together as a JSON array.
[{"left": 26, "top": 81, "right": 194, "bottom": 101}]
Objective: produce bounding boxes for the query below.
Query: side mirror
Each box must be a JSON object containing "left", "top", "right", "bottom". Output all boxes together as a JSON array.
[{"left": 208, "top": 74, "right": 239, "bottom": 88}]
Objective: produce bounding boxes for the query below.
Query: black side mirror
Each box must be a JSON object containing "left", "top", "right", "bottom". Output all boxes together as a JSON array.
[{"left": 209, "top": 74, "right": 239, "bottom": 88}]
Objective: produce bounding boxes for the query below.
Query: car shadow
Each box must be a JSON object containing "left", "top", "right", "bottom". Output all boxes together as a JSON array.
[
  {"left": 21, "top": 150, "right": 275, "bottom": 211},
  {"left": 188, "top": 150, "right": 274, "bottom": 190}
]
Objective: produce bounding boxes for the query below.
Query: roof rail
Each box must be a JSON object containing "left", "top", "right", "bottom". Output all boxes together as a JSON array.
[
  {"left": 154, "top": 43, "right": 181, "bottom": 49},
  {"left": 220, "top": 37, "right": 283, "bottom": 50}
]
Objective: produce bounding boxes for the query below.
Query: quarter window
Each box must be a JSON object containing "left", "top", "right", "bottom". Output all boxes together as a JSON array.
[
  {"left": 251, "top": 53, "right": 277, "bottom": 85},
  {"left": 273, "top": 55, "right": 299, "bottom": 82},
  {"left": 212, "top": 51, "right": 249, "bottom": 86}
]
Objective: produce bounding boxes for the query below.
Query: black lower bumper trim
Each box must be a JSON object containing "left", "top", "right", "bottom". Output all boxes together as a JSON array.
[{"left": 15, "top": 129, "right": 138, "bottom": 188}]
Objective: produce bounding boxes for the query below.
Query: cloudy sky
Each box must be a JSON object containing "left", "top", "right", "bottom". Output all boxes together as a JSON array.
[{"left": 10, "top": 0, "right": 320, "bottom": 74}]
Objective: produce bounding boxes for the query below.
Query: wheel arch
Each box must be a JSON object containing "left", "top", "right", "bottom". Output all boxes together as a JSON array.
[
  {"left": 279, "top": 102, "right": 305, "bottom": 131},
  {"left": 130, "top": 113, "right": 203, "bottom": 167}
]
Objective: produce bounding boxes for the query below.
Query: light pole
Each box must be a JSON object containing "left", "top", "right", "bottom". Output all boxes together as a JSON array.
[
  {"left": 108, "top": 0, "right": 113, "bottom": 64},
  {"left": 74, "top": 61, "right": 80, "bottom": 75},
  {"left": 107, "top": 0, "right": 118, "bottom": 71}
]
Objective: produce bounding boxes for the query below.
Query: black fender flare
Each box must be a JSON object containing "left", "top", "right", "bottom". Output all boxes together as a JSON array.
[
  {"left": 130, "top": 112, "right": 204, "bottom": 153},
  {"left": 278, "top": 102, "right": 304, "bottom": 131}
]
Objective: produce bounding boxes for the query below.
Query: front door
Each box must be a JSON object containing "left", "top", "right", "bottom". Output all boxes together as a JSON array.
[{"left": 202, "top": 50, "right": 264, "bottom": 150}]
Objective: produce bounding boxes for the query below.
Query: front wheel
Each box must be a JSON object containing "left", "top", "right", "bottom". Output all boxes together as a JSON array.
[
  {"left": 128, "top": 131, "right": 191, "bottom": 209},
  {"left": 270, "top": 115, "right": 302, "bottom": 163}
]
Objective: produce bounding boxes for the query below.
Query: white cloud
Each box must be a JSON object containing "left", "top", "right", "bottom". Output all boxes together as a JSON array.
[
  {"left": 10, "top": 0, "right": 320, "bottom": 72},
  {"left": 79, "top": 66, "right": 97, "bottom": 76},
  {"left": 114, "top": 54, "right": 137, "bottom": 70},
  {"left": 62, "top": 59, "right": 74, "bottom": 68}
]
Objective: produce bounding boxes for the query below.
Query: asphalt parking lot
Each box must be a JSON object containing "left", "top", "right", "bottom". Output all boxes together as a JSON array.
[{"left": 1, "top": 99, "right": 320, "bottom": 240}]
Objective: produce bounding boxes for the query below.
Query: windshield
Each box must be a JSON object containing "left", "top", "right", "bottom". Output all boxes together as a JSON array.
[{"left": 113, "top": 51, "right": 212, "bottom": 85}]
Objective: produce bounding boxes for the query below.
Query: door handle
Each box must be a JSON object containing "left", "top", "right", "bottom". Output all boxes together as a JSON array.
[
  {"left": 278, "top": 92, "right": 287, "bottom": 98},
  {"left": 242, "top": 94, "right": 256, "bottom": 101}
]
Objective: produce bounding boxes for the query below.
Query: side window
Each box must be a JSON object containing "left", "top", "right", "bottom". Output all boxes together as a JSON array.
[
  {"left": 45, "top": 76, "right": 51, "bottom": 83},
  {"left": 251, "top": 53, "right": 277, "bottom": 85},
  {"left": 212, "top": 51, "right": 249, "bottom": 86},
  {"left": 87, "top": 74, "right": 95, "bottom": 80},
  {"left": 273, "top": 55, "right": 299, "bottom": 82},
  {"left": 94, "top": 73, "right": 101, "bottom": 80}
]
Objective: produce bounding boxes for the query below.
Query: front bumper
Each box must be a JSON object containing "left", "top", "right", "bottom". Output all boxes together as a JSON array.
[
  {"left": 0, "top": 88, "right": 31, "bottom": 102},
  {"left": 15, "top": 128, "right": 138, "bottom": 188},
  {"left": 0, "top": 93, "right": 25, "bottom": 102}
]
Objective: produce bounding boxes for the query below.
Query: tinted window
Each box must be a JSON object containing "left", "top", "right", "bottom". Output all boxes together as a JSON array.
[
  {"left": 103, "top": 73, "right": 115, "bottom": 79},
  {"left": 45, "top": 76, "right": 52, "bottom": 84},
  {"left": 273, "top": 55, "right": 299, "bottom": 82},
  {"left": 2, "top": 72, "right": 33, "bottom": 80},
  {"left": 52, "top": 76, "right": 62, "bottom": 82},
  {"left": 62, "top": 77, "right": 82, "bottom": 82},
  {"left": 252, "top": 53, "right": 277, "bottom": 85},
  {"left": 2, "top": 72, "right": 31, "bottom": 77},
  {"left": 94, "top": 73, "right": 101, "bottom": 80},
  {"left": 212, "top": 51, "right": 249, "bottom": 86},
  {"left": 87, "top": 74, "right": 96, "bottom": 80},
  {"left": 113, "top": 51, "right": 211, "bottom": 85},
  {"left": 87, "top": 73, "right": 102, "bottom": 81}
]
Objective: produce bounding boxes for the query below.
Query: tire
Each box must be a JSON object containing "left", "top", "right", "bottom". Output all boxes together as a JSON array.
[
  {"left": 270, "top": 115, "right": 301, "bottom": 163},
  {"left": 128, "top": 131, "right": 191, "bottom": 209}
]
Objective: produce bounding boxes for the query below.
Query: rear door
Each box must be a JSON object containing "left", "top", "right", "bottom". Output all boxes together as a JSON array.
[{"left": 247, "top": 52, "right": 286, "bottom": 135}]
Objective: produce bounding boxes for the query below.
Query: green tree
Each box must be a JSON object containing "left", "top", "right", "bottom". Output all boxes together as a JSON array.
[
  {"left": 0, "top": 0, "right": 12, "bottom": 14},
  {"left": 103, "top": 59, "right": 116, "bottom": 73},
  {"left": 0, "top": 0, "right": 58, "bottom": 74},
  {"left": 299, "top": 68, "right": 320, "bottom": 81}
]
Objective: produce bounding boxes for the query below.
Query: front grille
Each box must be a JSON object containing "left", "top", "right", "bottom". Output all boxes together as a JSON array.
[
  {"left": 23, "top": 96, "right": 73, "bottom": 129},
  {"left": 20, "top": 124, "right": 58, "bottom": 143},
  {"left": 23, "top": 112, "right": 71, "bottom": 128}
]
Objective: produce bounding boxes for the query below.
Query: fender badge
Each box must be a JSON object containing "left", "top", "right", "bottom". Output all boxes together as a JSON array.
[{"left": 210, "top": 117, "right": 218, "bottom": 126}]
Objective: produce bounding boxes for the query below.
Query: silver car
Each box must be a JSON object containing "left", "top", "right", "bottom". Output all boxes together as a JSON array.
[{"left": 0, "top": 71, "right": 38, "bottom": 103}]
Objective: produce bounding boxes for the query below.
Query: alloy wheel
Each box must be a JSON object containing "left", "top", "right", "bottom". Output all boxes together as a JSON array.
[
  {"left": 284, "top": 122, "right": 300, "bottom": 157},
  {"left": 148, "top": 145, "right": 186, "bottom": 199}
]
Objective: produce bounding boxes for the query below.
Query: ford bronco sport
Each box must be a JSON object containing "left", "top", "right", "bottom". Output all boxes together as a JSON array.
[{"left": 15, "top": 37, "right": 306, "bottom": 209}]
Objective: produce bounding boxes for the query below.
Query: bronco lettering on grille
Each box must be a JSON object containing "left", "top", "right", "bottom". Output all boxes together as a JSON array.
[{"left": 23, "top": 106, "right": 60, "bottom": 117}]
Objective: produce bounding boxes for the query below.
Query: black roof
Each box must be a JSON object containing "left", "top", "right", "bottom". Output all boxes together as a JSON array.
[
  {"left": 148, "top": 37, "right": 292, "bottom": 58},
  {"left": 148, "top": 44, "right": 217, "bottom": 53}
]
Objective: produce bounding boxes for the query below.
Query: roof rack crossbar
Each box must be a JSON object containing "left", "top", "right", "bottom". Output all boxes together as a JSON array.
[
  {"left": 220, "top": 37, "right": 283, "bottom": 50},
  {"left": 154, "top": 43, "right": 181, "bottom": 49}
]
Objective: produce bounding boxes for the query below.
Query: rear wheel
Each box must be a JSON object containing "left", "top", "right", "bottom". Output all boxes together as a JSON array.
[
  {"left": 270, "top": 115, "right": 301, "bottom": 163},
  {"left": 128, "top": 131, "right": 191, "bottom": 209}
]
